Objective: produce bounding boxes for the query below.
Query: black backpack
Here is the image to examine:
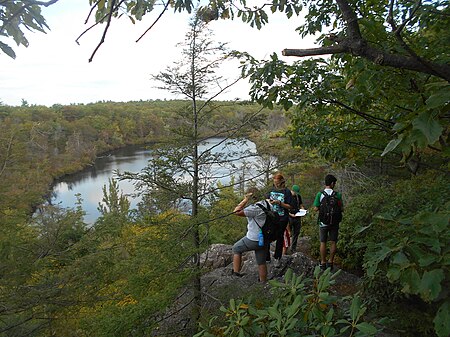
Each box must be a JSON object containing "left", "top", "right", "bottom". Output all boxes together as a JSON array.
[
  {"left": 255, "top": 200, "right": 280, "bottom": 242},
  {"left": 318, "top": 191, "right": 342, "bottom": 226}
]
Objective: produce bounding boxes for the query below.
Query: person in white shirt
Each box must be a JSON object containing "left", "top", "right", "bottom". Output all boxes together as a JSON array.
[{"left": 232, "top": 187, "right": 273, "bottom": 282}]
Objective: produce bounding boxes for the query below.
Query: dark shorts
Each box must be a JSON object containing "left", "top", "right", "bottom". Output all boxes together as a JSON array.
[
  {"left": 232, "top": 237, "right": 267, "bottom": 265},
  {"left": 319, "top": 225, "right": 339, "bottom": 243}
]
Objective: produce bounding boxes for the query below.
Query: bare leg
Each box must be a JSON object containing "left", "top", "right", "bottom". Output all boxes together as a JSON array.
[
  {"left": 258, "top": 264, "right": 267, "bottom": 282},
  {"left": 233, "top": 254, "right": 242, "bottom": 273},
  {"left": 320, "top": 242, "right": 327, "bottom": 264},
  {"left": 329, "top": 241, "right": 336, "bottom": 263}
]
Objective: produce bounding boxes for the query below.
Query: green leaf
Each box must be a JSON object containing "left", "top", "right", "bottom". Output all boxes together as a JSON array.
[
  {"left": 0, "top": 41, "right": 16, "bottom": 59},
  {"left": 426, "top": 89, "right": 450, "bottom": 109},
  {"left": 350, "top": 296, "right": 362, "bottom": 321},
  {"left": 286, "top": 317, "right": 298, "bottom": 330},
  {"left": 381, "top": 138, "right": 402, "bottom": 156},
  {"left": 356, "top": 224, "right": 372, "bottom": 234},
  {"left": 386, "top": 265, "right": 401, "bottom": 281},
  {"left": 392, "top": 251, "right": 409, "bottom": 267},
  {"left": 419, "top": 269, "right": 444, "bottom": 302},
  {"left": 355, "top": 322, "right": 378, "bottom": 335},
  {"left": 418, "top": 253, "right": 439, "bottom": 267},
  {"left": 399, "top": 268, "right": 421, "bottom": 294},
  {"left": 412, "top": 236, "right": 442, "bottom": 254},
  {"left": 240, "top": 316, "right": 250, "bottom": 326},
  {"left": 434, "top": 301, "right": 450, "bottom": 337},
  {"left": 339, "top": 325, "right": 351, "bottom": 334},
  {"left": 267, "top": 306, "right": 282, "bottom": 320},
  {"left": 414, "top": 212, "right": 450, "bottom": 232},
  {"left": 285, "top": 268, "right": 293, "bottom": 283},
  {"left": 411, "top": 112, "right": 443, "bottom": 145}
]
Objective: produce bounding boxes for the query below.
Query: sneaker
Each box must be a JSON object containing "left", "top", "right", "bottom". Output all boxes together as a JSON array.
[
  {"left": 319, "top": 263, "right": 327, "bottom": 271},
  {"left": 231, "top": 270, "right": 244, "bottom": 277}
]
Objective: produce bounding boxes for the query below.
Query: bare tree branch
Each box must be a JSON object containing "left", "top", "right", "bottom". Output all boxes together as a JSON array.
[
  {"left": 136, "top": 0, "right": 171, "bottom": 42},
  {"left": 88, "top": 0, "right": 127, "bottom": 62}
]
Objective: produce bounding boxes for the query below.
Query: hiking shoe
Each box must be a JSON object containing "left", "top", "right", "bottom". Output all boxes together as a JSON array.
[
  {"left": 326, "top": 262, "right": 334, "bottom": 271},
  {"left": 231, "top": 270, "right": 244, "bottom": 277},
  {"left": 319, "top": 263, "right": 327, "bottom": 271}
]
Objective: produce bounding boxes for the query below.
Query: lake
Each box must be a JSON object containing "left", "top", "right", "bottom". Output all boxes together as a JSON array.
[{"left": 49, "top": 138, "right": 263, "bottom": 223}]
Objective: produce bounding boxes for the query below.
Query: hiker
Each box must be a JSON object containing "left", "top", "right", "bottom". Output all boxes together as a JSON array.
[
  {"left": 266, "top": 173, "right": 294, "bottom": 267},
  {"left": 288, "top": 184, "right": 305, "bottom": 253},
  {"left": 231, "top": 187, "right": 272, "bottom": 282},
  {"left": 313, "top": 174, "right": 344, "bottom": 271}
]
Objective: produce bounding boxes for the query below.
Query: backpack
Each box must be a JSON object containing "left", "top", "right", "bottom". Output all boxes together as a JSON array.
[
  {"left": 318, "top": 191, "right": 342, "bottom": 226},
  {"left": 255, "top": 200, "right": 280, "bottom": 242}
]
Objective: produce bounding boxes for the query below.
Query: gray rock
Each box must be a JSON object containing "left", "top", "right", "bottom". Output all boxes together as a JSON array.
[
  {"left": 155, "top": 241, "right": 363, "bottom": 336},
  {"left": 199, "top": 243, "right": 234, "bottom": 269}
]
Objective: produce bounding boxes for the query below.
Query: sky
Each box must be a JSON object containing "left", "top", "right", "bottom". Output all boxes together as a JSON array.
[{"left": 0, "top": 1, "right": 316, "bottom": 107}]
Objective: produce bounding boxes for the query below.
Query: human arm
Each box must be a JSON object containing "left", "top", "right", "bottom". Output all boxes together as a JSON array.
[
  {"left": 312, "top": 192, "right": 321, "bottom": 212},
  {"left": 271, "top": 188, "right": 294, "bottom": 210},
  {"left": 269, "top": 198, "right": 293, "bottom": 210},
  {"left": 233, "top": 192, "right": 253, "bottom": 217}
]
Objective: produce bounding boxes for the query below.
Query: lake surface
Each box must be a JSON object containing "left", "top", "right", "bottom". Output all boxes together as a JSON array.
[{"left": 50, "top": 138, "right": 261, "bottom": 223}]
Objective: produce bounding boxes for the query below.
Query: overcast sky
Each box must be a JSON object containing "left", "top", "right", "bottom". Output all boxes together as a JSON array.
[{"left": 0, "top": 1, "right": 315, "bottom": 107}]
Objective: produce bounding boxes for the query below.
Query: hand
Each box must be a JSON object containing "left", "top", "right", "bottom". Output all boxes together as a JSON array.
[{"left": 244, "top": 192, "right": 253, "bottom": 199}]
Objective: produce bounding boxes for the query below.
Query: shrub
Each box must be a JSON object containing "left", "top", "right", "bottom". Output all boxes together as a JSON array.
[
  {"left": 362, "top": 210, "right": 450, "bottom": 337},
  {"left": 195, "top": 268, "right": 383, "bottom": 336}
]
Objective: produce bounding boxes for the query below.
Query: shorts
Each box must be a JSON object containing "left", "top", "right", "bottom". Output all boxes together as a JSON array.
[
  {"left": 319, "top": 225, "right": 339, "bottom": 243},
  {"left": 232, "top": 236, "right": 267, "bottom": 265}
]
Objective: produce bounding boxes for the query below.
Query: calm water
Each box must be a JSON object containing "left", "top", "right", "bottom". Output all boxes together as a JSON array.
[{"left": 50, "top": 138, "right": 260, "bottom": 223}]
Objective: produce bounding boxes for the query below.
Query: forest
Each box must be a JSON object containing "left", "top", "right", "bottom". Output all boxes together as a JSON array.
[{"left": 1, "top": 1, "right": 449, "bottom": 337}]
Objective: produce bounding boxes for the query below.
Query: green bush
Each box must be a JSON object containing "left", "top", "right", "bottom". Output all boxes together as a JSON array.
[
  {"left": 338, "top": 171, "right": 446, "bottom": 271},
  {"left": 313, "top": 171, "right": 449, "bottom": 337},
  {"left": 195, "top": 268, "right": 383, "bottom": 336},
  {"left": 362, "top": 209, "right": 450, "bottom": 337}
]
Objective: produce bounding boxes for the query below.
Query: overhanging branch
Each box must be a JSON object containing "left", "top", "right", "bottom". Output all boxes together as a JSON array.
[
  {"left": 282, "top": 45, "right": 347, "bottom": 57},
  {"left": 282, "top": 0, "right": 450, "bottom": 82}
]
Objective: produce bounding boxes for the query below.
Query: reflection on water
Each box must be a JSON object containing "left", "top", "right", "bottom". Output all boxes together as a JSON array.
[
  {"left": 51, "top": 144, "right": 152, "bottom": 223},
  {"left": 50, "top": 139, "right": 262, "bottom": 224}
]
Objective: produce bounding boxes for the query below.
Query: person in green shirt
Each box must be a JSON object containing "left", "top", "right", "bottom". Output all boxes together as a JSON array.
[
  {"left": 288, "top": 184, "right": 305, "bottom": 253},
  {"left": 313, "top": 174, "right": 344, "bottom": 271}
]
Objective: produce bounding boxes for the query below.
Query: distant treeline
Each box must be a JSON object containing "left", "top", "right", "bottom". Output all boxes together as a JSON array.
[{"left": 0, "top": 99, "right": 285, "bottom": 218}]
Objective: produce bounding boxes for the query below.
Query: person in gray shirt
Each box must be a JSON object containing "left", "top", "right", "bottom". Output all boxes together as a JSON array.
[{"left": 232, "top": 187, "right": 273, "bottom": 282}]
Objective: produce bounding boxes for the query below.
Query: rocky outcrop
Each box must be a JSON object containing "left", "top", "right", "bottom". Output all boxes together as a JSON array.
[
  {"left": 154, "top": 240, "right": 362, "bottom": 336},
  {"left": 199, "top": 243, "right": 234, "bottom": 269}
]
